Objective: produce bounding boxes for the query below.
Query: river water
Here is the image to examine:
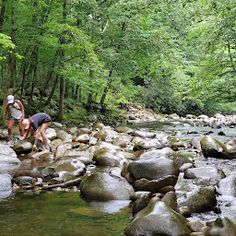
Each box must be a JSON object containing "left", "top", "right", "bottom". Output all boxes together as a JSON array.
[{"left": 1, "top": 120, "right": 236, "bottom": 236}]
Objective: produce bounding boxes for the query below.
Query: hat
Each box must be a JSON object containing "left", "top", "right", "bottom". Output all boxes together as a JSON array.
[
  {"left": 22, "top": 119, "right": 30, "bottom": 130},
  {"left": 7, "top": 95, "right": 14, "bottom": 104}
]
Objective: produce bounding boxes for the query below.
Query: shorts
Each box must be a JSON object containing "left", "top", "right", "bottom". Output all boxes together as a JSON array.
[{"left": 10, "top": 116, "right": 21, "bottom": 123}]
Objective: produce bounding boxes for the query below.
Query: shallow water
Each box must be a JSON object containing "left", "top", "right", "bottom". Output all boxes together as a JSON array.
[{"left": 0, "top": 192, "right": 130, "bottom": 236}]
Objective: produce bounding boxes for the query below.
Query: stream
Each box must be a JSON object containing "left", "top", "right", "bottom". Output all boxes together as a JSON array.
[{"left": 1, "top": 119, "right": 236, "bottom": 235}]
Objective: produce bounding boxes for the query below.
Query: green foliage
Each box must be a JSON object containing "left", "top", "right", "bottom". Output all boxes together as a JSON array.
[{"left": 0, "top": 0, "right": 235, "bottom": 122}]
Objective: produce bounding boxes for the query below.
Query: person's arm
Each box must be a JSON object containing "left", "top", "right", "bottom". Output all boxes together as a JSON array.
[
  {"left": 32, "top": 129, "right": 40, "bottom": 150},
  {"left": 17, "top": 100, "right": 25, "bottom": 120}
]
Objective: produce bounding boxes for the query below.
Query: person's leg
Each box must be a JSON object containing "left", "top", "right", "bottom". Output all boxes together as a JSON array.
[
  {"left": 40, "top": 122, "right": 49, "bottom": 146},
  {"left": 18, "top": 120, "right": 24, "bottom": 137},
  {"left": 8, "top": 120, "right": 15, "bottom": 139}
]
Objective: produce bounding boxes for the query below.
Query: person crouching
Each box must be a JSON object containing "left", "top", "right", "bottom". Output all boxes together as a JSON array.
[{"left": 22, "top": 112, "right": 52, "bottom": 151}]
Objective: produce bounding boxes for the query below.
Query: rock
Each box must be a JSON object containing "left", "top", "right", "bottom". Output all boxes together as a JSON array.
[
  {"left": 218, "top": 173, "right": 236, "bottom": 196},
  {"left": 14, "top": 176, "right": 36, "bottom": 186},
  {"left": 0, "top": 128, "right": 8, "bottom": 140},
  {"left": 56, "top": 130, "right": 72, "bottom": 142},
  {"left": 187, "top": 219, "right": 206, "bottom": 232},
  {"left": 42, "top": 167, "right": 59, "bottom": 181},
  {"left": 161, "top": 191, "right": 177, "bottom": 210},
  {"left": 169, "top": 150, "right": 194, "bottom": 168},
  {"left": 13, "top": 141, "right": 33, "bottom": 155},
  {"left": 132, "top": 194, "right": 151, "bottom": 215},
  {"left": 93, "top": 150, "right": 121, "bottom": 167},
  {"left": 0, "top": 144, "right": 21, "bottom": 176},
  {"left": 179, "top": 206, "right": 191, "bottom": 217},
  {"left": 54, "top": 143, "right": 72, "bottom": 159},
  {"left": 133, "top": 175, "right": 178, "bottom": 193},
  {"left": 200, "top": 136, "right": 236, "bottom": 159},
  {"left": 184, "top": 167, "right": 225, "bottom": 181},
  {"left": 139, "top": 148, "right": 173, "bottom": 160},
  {"left": 128, "top": 156, "right": 179, "bottom": 181},
  {"left": 75, "top": 134, "right": 90, "bottom": 144},
  {"left": 130, "top": 191, "right": 152, "bottom": 201},
  {"left": 115, "top": 126, "right": 133, "bottom": 134},
  {"left": 124, "top": 201, "right": 191, "bottom": 236},
  {"left": 132, "top": 130, "right": 156, "bottom": 138},
  {"left": 0, "top": 174, "right": 12, "bottom": 198},
  {"left": 179, "top": 186, "right": 216, "bottom": 213},
  {"left": 45, "top": 128, "right": 57, "bottom": 140},
  {"left": 80, "top": 172, "right": 134, "bottom": 201},
  {"left": 205, "top": 217, "right": 236, "bottom": 236}
]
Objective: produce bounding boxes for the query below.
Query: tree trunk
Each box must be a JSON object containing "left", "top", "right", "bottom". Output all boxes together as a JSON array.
[
  {"left": 100, "top": 68, "right": 113, "bottom": 111},
  {"left": 0, "top": 0, "right": 8, "bottom": 32},
  {"left": 57, "top": 0, "right": 67, "bottom": 121}
]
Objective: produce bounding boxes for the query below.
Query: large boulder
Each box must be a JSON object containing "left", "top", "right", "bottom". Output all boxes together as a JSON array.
[
  {"left": 80, "top": 172, "right": 134, "bottom": 201},
  {"left": 128, "top": 157, "right": 179, "bottom": 181},
  {"left": 0, "top": 144, "right": 21, "bottom": 176},
  {"left": 0, "top": 174, "right": 12, "bottom": 199},
  {"left": 200, "top": 136, "right": 236, "bottom": 159},
  {"left": 125, "top": 201, "right": 191, "bottom": 236}
]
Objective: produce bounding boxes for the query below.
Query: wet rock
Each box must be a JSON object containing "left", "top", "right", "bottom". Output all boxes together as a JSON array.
[
  {"left": 179, "top": 186, "right": 216, "bottom": 213},
  {"left": 124, "top": 201, "right": 191, "bottom": 236},
  {"left": 161, "top": 191, "right": 177, "bottom": 210},
  {"left": 14, "top": 176, "right": 36, "bottom": 186},
  {"left": 205, "top": 217, "right": 236, "bottom": 236},
  {"left": 80, "top": 172, "right": 134, "bottom": 201},
  {"left": 130, "top": 191, "right": 152, "bottom": 201},
  {"left": 42, "top": 167, "right": 59, "bottom": 181},
  {"left": 187, "top": 219, "right": 206, "bottom": 232},
  {"left": 179, "top": 206, "right": 191, "bottom": 217},
  {"left": 13, "top": 141, "right": 33, "bottom": 155},
  {"left": 133, "top": 175, "right": 178, "bottom": 193},
  {"left": 184, "top": 167, "right": 225, "bottom": 181},
  {"left": 0, "top": 144, "right": 21, "bottom": 176},
  {"left": 218, "top": 173, "right": 236, "bottom": 196},
  {"left": 132, "top": 194, "right": 151, "bottom": 215},
  {"left": 128, "top": 156, "right": 179, "bottom": 181},
  {"left": 0, "top": 174, "right": 12, "bottom": 199},
  {"left": 200, "top": 136, "right": 236, "bottom": 159}
]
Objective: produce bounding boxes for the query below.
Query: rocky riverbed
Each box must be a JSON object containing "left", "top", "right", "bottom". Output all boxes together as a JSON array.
[{"left": 1, "top": 111, "right": 236, "bottom": 236}]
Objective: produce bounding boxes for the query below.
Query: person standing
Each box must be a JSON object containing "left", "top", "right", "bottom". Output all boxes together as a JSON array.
[
  {"left": 5, "top": 95, "right": 25, "bottom": 143},
  {"left": 22, "top": 112, "right": 52, "bottom": 151}
]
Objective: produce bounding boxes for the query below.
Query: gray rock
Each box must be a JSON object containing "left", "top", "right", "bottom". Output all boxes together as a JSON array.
[
  {"left": 133, "top": 175, "right": 178, "bottom": 193},
  {"left": 80, "top": 172, "right": 134, "bottom": 201},
  {"left": 125, "top": 201, "right": 191, "bottom": 236},
  {"left": 184, "top": 167, "right": 225, "bottom": 181},
  {"left": 0, "top": 174, "right": 12, "bottom": 199},
  {"left": 128, "top": 156, "right": 179, "bottom": 181},
  {"left": 14, "top": 176, "right": 36, "bottom": 186},
  {"left": 179, "top": 186, "right": 216, "bottom": 213},
  {"left": 0, "top": 144, "right": 21, "bottom": 176},
  {"left": 218, "top": 173, "right": 236, "bottom": 196},
  {"left": 13, "top": 141, "right": 33, "bottom": 155}
]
